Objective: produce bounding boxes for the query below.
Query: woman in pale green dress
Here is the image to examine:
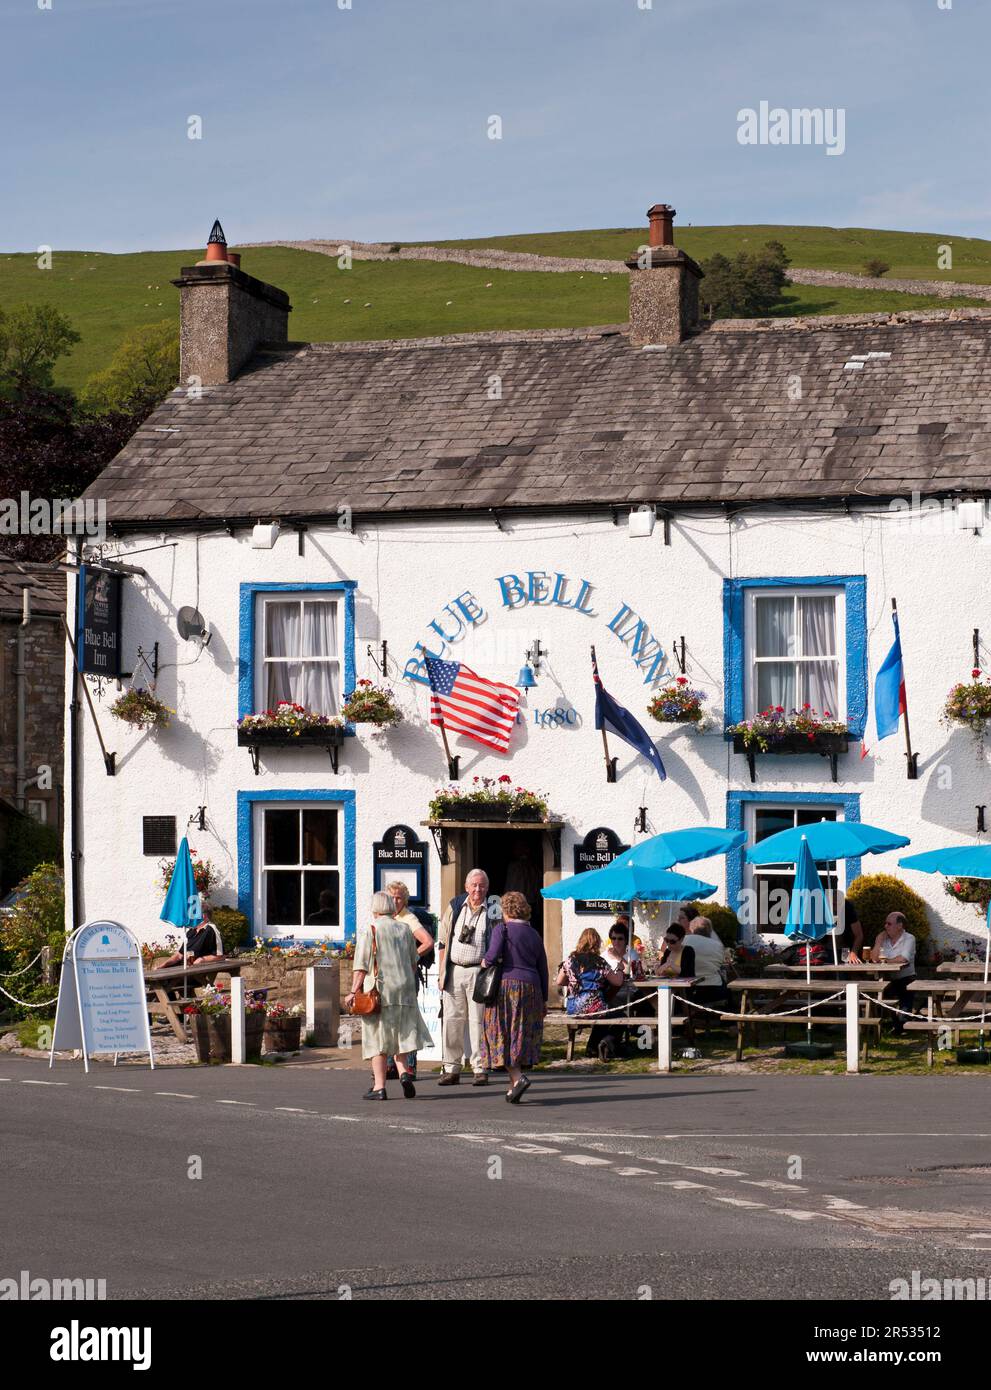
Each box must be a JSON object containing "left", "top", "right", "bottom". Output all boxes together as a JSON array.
[{"left": 345, "top": 892, "right": 433, "bottom": 1101}]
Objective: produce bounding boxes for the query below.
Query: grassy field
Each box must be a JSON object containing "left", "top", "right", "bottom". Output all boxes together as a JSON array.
[
  {"left": 422, "top": 223, "right": 991, "bottom": 284},
  {"left": 0, "top": 236, "right": 985, "bottom": 392}
]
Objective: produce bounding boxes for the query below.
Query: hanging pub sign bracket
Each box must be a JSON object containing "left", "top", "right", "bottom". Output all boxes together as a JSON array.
[
  {"left": 425, "top": 824, "right": 451, "bottom": 865},
  {"left": 673, "top": 636, "right": 687, "bottom": 674},
  {"left": 366, "top": 639, "right": 389, "bottom": 676},
  {"left": 135, "top": 642, "right": 159, "bottom": 685}
]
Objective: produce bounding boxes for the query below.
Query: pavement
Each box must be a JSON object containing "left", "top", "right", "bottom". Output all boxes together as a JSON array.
[{"left": 4, "top": 1053, "right": 991, "bottom": 1301}]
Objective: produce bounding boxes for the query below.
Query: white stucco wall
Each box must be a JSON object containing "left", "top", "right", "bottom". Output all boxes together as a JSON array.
[{"left": 64, "top": 503, "right": 991, "bottom": 958}]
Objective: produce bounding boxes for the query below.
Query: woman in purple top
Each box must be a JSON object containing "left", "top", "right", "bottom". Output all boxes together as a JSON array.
[{"left": 479, "top": 891, "right": 549, "bottom": 1103}]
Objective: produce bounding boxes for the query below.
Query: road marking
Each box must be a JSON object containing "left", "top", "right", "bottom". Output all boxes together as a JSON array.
[
  {"left": 450, "top": 1133, "right": 497, "bottom": 1143},
  {"left": 503, "top": 1144, "right": 560, "bottom": 1154},
  {"left": 742, "top": 1179, "right": 807, "bottom": 1193},
  {"left": 324, "top": 1114, "right": 363, "bottom": 1122},
  {"left": 21, "top": 1079, "right": 67, "bottom": 1086},
  {"left": 655, "top": 1180, "right": 713, "bottom": 1190},
  {"left": 217, "top": 1099, "right": 255, "bottom": 1106},
  {"left": 614, "top": 1167, "right": 657, "bottom": 1177},
  {"left": 966, "top": 1234, "right": 991, "bottom": 1240},
  {"left": 93, "top": 1086, "right": 140, "bottom": 1093},
  {"left": 824, "top": 1196, "right": 866, "bottom": 1210},
  {"left": 770, "top": 1209, "right": 837, "bottom": 1222},
  {"left": 276, "top": 1107, "right": 319, "bottom": 1114},
  {"left": 560, "top": 1155, "right": 613, "bottom": 1167},
  {"left": 682, "top": 1165, "right": 747, "bottom": 1177},
  {"left": 714, "top": 1197, "right": 767, "bottom": 1209},
  {"left": 155, "top": 1091, "right": 196, "bottom": 1098}
]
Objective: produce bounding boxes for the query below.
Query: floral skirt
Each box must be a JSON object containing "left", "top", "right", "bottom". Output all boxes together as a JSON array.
[{"left": 480, "top": 979, "right": 544, "bottom": 1070}]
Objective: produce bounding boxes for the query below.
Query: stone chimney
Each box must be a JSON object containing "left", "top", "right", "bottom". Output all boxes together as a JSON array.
[
  {"left": 171, "top": 220, "right": 292, "bottom": 386},
  {"left": 625, "top": 202, "right": 704, "bottom": 348}
]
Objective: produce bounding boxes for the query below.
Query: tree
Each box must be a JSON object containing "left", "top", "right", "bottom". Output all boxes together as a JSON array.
[
  {"left": 863, "top": 258, "right": 891, "bottom": 279},
  {"left": 700, "top": 240, "right": 792, "bottom": 319},
  {"left": 82, "top": 320, "right": 179, "bottom": 415},
  {"left": 0, "top": 304, "right": 80, "bottom": 398}
]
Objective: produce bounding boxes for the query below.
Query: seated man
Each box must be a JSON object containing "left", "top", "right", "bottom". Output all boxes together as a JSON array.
[{"left": 159, "top": 914, "right": 225, "bottom": 970}]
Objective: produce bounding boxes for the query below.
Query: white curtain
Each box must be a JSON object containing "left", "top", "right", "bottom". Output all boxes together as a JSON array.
[
  {"left": 755, "top": 596, "right": 794, "bottom": 710},
  {"left": 799, "top": 597, "right": 839, "bottom": 714},
  {"left": 264, "top": 600, "right": 339, "bottom": 714}
]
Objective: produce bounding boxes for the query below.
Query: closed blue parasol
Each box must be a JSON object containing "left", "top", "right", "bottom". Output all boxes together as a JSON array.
[
  {"left": 747, "top": 819, "right": 910, "bottom": 865},
  {"left": 160, "top": 836, "right": 203, "bottom": 931},
  {"left": 628, "top": 826, "right": 746, "bottom": 869},
  {"left": 784, "top": 836, "right": 835, "bottom": 1057},
  {"left": 542, "top": 858, "right": 716, "bottom": 904}
]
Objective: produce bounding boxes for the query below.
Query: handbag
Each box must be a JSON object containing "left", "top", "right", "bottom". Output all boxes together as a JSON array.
[
  {"left": 349, "top": 924, "right": 381, "bottom": 1015},
  {"left": 472, "top": 955, "right": 503, "bottom": 1006}
]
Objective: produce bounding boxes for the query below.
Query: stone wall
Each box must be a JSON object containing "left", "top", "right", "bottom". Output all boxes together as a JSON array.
[
  {"left": 236, "top": 953, "right": 351, "bottom": 1008},
  {"left": 0, "top": 616, "right": 64, "bottom": 825}
]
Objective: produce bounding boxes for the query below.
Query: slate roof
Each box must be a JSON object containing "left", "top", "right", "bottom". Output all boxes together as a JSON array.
[
  {"left": 85, "top": 311, "right": 991, "bottom": 526},
  {"left": 0, "top": 559, "right": 66, "bottom": 617}
]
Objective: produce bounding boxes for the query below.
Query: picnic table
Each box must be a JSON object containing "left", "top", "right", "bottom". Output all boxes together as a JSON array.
[
  {"left": 904, "top": 980, "right": 991, "bottom": 1066},
  {"left": 559, "top": 977, "right": 698, "bottom": 1060},
  {"left": 767, "top": 962, "right": 902, "bottom": 978},
  {"left": 724, "top": 977, "right": 888, "bottom": 1062},
  {"left": 936, "top": 962, "right": 991, "bottom": 978},
  {"left": 144, "top": 958, "right": 253, "bottom": 1041}
]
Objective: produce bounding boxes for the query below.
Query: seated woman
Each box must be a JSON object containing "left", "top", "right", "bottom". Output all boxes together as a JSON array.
[
  {"left": 680, "top": 916, "right": 730, "bottom": 1009},
  {"left": 555, "top": 928, "right": 625, "bottom": 1061},
  {"left": 868, "top": 911, "right": 916, "bottom": 1031},
  {"left": 658, "top": 924, "right": 687, "bottom": 976},
  {"left": 598, "top": 919, "right": 648, "bottom": 1054}
]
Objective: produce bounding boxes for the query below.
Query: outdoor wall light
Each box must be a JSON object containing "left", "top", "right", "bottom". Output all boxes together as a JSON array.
[
  {"left": 628, "top": 504, "right": 656, "bottom": 538},
  {"left": 955, "top": 499, "right": 985, "bottom": 533},
  {"left": 251, "top": 520, "right": 281, "bottom": 549}
]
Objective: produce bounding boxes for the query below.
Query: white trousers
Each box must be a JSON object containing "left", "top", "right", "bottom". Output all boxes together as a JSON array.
[{"left": 442, "top": 963, "right": 486, "bottom": 1073}]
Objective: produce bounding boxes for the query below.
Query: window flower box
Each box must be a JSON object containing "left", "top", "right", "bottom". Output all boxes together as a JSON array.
[
  {"left": 728, "top": 707, "right": 850, "bottom": 782},
  {"left": 237, "top": 703, "right": 345, "bottom": 774},
  {"left": 428, "top": 776, "right": 550, "bottom": 823}
]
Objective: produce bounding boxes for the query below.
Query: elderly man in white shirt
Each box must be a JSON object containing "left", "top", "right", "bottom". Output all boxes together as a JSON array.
[{"left": 436, "top": 868, "right": 502, "bottom": 1087}]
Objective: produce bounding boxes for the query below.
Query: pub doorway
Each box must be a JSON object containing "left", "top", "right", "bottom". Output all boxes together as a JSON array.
[{"left": 475, "top": 827, "right": 544, "bottom": 939}]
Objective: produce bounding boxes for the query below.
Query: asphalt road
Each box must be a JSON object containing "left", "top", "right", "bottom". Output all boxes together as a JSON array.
[{"left": 4, "top": 1054, "right": 991, "bottom": 1301}]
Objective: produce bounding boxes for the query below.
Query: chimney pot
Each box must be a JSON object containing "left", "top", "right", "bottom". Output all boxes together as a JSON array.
[{"left": 647, "top": 203, "right": 676, "bottom": 248}]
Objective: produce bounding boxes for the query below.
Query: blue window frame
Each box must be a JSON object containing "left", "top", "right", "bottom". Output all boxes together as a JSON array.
[
  {"left": 237, "top": 582, "right": 356, "bottom": 722},
  {"left": 726, "top": 790, "right": 862, "bottom": 929},
  {"left": 237, "top": 788, "right": 357, "bottom": 943},
  {"left": 723, "top": 575, "right": 867, "bottom": 739}
]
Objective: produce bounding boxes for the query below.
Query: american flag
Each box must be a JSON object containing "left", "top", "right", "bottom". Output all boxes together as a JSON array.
[{"left": 425, "top": 656, "right": 520, "bottom": 753}]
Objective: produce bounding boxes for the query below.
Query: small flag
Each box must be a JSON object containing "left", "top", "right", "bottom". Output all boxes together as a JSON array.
[
  {"left": 593, "top": 652, "right": 666, "bottom": 781},
  {"left": 425, "top": 656, "right": 520, "bottom": 754},
  {"left": 874, "top": 609, "right": 907, "bottom": 741}
]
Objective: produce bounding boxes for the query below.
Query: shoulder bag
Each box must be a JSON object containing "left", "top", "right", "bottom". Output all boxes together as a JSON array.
[{"left": 349, "top": 924, "right": 381, "bottom": 1015}]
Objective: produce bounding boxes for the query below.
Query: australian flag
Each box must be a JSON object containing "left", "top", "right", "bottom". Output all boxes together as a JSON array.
[{"left": 593, "top": 651, "right": 666, "bottom": 781}]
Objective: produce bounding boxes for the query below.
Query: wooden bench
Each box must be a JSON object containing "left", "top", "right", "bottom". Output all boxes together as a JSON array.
[
  {"left": 560, "top": 1010, "right": 692, "bottom": 1061},
  {"left": 725, "top": 979, "right": 887, "bottom": 1062},
  {"left": 144, "top": 958, "right": 253, "bottom": 1041},
  {"left": 904, "top": 981, "right": 991, "bottom": 1066}
]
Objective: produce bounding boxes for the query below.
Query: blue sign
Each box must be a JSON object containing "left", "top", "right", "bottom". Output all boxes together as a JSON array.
[{"left": 51, "top": 921, "right": 153, "bottom": 1071}]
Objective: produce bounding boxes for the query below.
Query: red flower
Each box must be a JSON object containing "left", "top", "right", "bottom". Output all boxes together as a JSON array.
[
  {"left": 498, "top": 774, "right": 512, "bottom": 783},
  {"left": 775, "top": 706, "right": 785, "bottom": 713},
  {"left": 973, "top": 669, "right": 982, "bottom": 679},
  {"left": 676, "top": 676, "right": 688, "bottom": 686},
  {"left": 824, "top": 710, "right": 831, "bottom": 718}
]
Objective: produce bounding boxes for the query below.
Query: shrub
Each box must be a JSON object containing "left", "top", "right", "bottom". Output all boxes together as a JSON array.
[
  {"left": 688, "top": 901, "right": 740, "bottom": 948},
  {"left": 0, "top": 861, "right": 64, "bottom": 1016},
  {"left": 847, "top": 872, "right": 931, "bottom": 947},
  {"left": 863, "top": 259, "right": 891, "bottom": 278},
  {"left": 700, "top": 240, "right": 791, "bottom": 319},
  {"left": 210, "top": 906, "right": 250, "bottom": 955}
]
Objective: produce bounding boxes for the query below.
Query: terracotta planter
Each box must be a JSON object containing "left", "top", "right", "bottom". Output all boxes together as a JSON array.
[
  {"left": 189, "top": 1010, "right": 264, "bottom": 1063},
  {"left": 265, "top": 1016, "right": 302, "bottom": 1052}
]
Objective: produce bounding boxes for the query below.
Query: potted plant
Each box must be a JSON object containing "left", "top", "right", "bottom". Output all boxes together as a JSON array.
[
  {"left": 110, "top": 687, "right": 173, "bottom": 731},
  {"left": 944, "top": 877, "right": 991, "bottom": 914},
  {"left": 943, "top": 670, "right": 991, "bottom": 742},
  {"left": 183, "top": 988, "right": 266, "bottom": 1063},
  {"left": 265, "top": 1000, "right": 303, "bottom": 1052},
  {"left": 648, "top": 677, "right": 709, "bottom": 728},
  {"left": 428, "top": 775, "right": 551, "bottom": 823},
  {"left": 727, "top": 705, "right": 849, "bottom": 780},
  {"left": 340, "top": 679, "right": 402, "bottom": 730}
]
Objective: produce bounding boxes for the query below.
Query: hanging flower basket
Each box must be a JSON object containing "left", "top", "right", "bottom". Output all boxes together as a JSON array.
[
  {"left": 428, "top": 775, "right": 550, "bottom": 823},
  {"left": 943, "top": 671, "right": 991, "bottom": 735},
  {"left": 648, "top": 677, "right": 708, "bottom": 728},
  {"left": 944, "top": 878, "right": 991, "bottom": 913},
  {"left": 110, "top": 687, "right": 173, "bottom": 731},
  {"left": 340, "top": 680, "right": 403, "bottom": 728}
]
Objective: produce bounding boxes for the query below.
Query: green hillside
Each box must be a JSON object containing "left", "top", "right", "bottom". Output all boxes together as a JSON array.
[
  {"left": 0, "top": 230, "right": 986, "bottom": 392},
  {"left": 423, "top": 224, "right": 991, "bottom": 284}
]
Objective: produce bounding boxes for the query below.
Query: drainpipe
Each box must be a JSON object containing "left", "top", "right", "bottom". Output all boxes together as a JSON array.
[
  {"left": 14, "top": 586, "right": 28, "bottom": 813},
  {"left": 68, "top": 542, "right": 82, "bottom": 933}
]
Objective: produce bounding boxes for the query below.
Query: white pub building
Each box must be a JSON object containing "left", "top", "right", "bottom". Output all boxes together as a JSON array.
[{"left": 66, "top": 209, "right": 991, "bottom": 970}]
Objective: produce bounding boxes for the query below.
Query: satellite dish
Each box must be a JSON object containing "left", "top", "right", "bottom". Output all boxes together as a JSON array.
[{"left": 177, "top": 606, "right": 211, "bottom": 645}]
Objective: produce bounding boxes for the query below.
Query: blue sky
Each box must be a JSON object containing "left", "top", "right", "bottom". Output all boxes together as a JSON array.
[{"left": 2, "top": 0, "right": 989, "bottom": 252}]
